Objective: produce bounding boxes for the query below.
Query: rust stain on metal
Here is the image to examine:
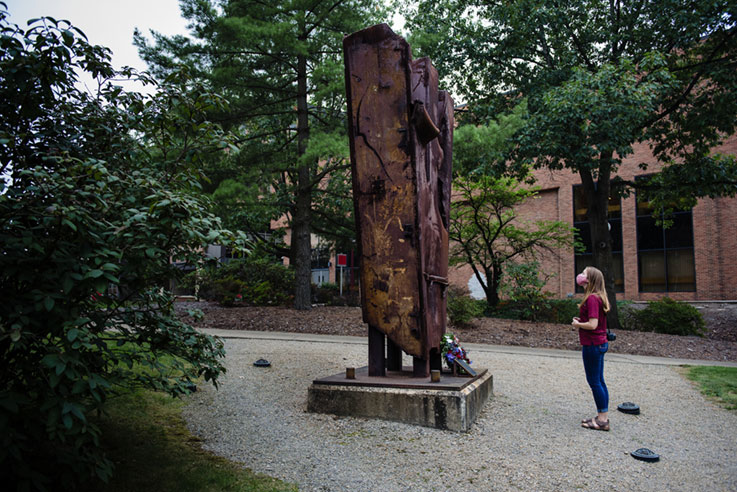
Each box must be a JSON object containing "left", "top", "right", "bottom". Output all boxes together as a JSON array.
[{"left": 344, "top": 24, "right": 454, "bottom": 363}]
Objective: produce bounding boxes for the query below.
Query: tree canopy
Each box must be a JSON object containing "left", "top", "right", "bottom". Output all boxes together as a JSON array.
[
  {"left": 0, "top": 8, "right": 236, "bottom": 488},
  {"left": 135, "top": 0, "right": 390, "bottom": 308},
  {"left": 408, "top": 0, "right": 737, "bottom": 326}
]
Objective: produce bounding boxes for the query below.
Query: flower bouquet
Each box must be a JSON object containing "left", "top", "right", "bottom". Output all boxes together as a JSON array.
[{"left": 440, "top": 333, "right": 472, "bottom": 374}]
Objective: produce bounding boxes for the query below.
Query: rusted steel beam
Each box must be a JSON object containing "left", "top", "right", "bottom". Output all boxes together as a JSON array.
[{"left": 344, "top": 24, "right": 453, "bottom": 377}]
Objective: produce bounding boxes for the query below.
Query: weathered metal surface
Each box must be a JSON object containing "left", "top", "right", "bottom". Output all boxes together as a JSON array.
[
  {"left": 344, "top": 24, "right": 454, "bottom": 367},
  {"left": 410, "top": 58, "right": 454, "bottom": 366}
]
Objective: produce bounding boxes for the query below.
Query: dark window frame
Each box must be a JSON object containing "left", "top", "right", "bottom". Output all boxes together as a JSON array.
[
  {"left": 572, "top": 185, "right": 625, "bottom": 293},
  {"left": 635, "top": 179, "right": 696, "bottom": 293}
]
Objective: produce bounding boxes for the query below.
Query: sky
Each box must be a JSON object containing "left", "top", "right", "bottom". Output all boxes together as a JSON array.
[{"left": 4, "top": 0, "right": 190, "bottom": 91}]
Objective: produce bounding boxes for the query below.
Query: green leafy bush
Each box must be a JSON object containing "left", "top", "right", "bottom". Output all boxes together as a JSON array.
[
  {"left": 312, "top": 282, "right": 360, "bottom": 306},
  {"left": 193, "top": 254, "right": 294, "bottom": 306},
  {"left": 447, "top": 287, "right": 485, "bottom": 327},
  {"left": 0, "top": 12, "right": 231, "bottom": 489},
  {"left": 209, "top": 276, "right": 248, "bottom": 306},
  {"left": 499, "top": 261, "right": 554, "bottom": 321},
  {"left": 619, "top": 298, "right": 705, "bottom": 336},
  {"left": 549, "top": 299, "right": 581, "bottom": 323}
]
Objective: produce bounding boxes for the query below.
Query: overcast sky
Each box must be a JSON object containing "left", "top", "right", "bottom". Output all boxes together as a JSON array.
[{"left": 4, "top": 0, "right": 189, "bottom": 90}]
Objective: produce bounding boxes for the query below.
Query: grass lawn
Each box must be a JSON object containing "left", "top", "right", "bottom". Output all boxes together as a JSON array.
[
  {"left": 86, "top": 388, "right": 297, "bottom": 492},
  {"left": 683, "top": 365, "right": 737, "bottom": 412}
]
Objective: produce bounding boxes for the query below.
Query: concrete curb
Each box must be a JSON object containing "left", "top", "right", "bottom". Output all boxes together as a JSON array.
[{"left": 197, "top": 328, "right": 737, "bottom": 368}]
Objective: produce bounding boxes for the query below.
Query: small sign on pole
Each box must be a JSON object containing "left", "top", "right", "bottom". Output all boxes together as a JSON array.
[{"left": 337, "top": 254, "right": 347, "bottom": 295}]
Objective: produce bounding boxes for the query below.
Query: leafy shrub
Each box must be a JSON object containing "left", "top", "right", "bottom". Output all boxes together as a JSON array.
[
  {"left": 313, "top": 282, "right": 339, "bottom": 304},
  {"left": 311, "top": 282, "right": 359, "bottom": 306},
  {"left": 0, "top": 13, "right": 229, "bottom": 489},
  {"left": 209, "top": 276, "right": 248, "bottom": 306},
  {"left": 447, "top": 287, "right": 485, "bottom": 327},
  {"left": 619, "top": 297, "right": 706, "bottom": 336},
  {"left": 549, "top": 299, "right": 581, "bottom": 323},
  {"left": 491, "top": 298, "right": 578, "bottom": 324},
  {"left": 499, "top": 261, "right": 554, "bottom": 321},
  {"left": 193, "top": 254, "right": 294, "bottom": 306}
]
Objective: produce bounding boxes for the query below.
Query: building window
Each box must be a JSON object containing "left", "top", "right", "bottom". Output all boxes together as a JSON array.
[
  {"left": 636, "top": 187, "right": 695, "bottom": 292},
  {"left": 573, "top": 185, "right": 624, "bottom": 293}
]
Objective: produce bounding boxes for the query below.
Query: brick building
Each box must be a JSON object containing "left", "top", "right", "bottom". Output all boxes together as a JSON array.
[{"left": 448, "top": 136, "right": 737, "bottom": 301}]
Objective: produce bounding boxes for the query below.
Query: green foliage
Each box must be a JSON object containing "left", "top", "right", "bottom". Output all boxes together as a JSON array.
[
  {"left": 408, "top": 0, "right": 737, "bottom": 329},
  {"left": 453, "top": 101, "right": 527, "bottom": 177},
  {"left": 0, "top": 10, "right": 234, "bottom": 489},
  {"left": 619, "top": 298, "right": 706, "bottom": 337},
  {"left": 86, "top": 389, "right": 297, "bottom": 491},
  {"left": 312, "top": 282, "right": 360, "bottom": 307},
  {"left": 135, "top": 0, "right": 392, "bottom": 308},
  {"left": 549, "top": 299, "right": 581, "bottom": 324},
  {"left": 498, "top": 261, "right": 553, "bottom": 322},
  {"left": 446, "top": 287, "right": 485, "bottom": 327},
  {"left": 685, "top": 366, "right": 737, "bottom": 412},
  {"left": 193, "top": 254, "right": 294, "bottom": 307},
  {"left": 450, "top": 176, "right": 575, "bottom": 309}
]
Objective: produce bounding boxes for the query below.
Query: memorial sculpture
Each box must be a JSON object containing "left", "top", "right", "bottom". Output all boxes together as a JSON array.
[
  {"left": 344, "top": 23, "right": 454, "bottom": 378},
  {"left": 308, "top": 25, "right": 491, "bottom": 431}
]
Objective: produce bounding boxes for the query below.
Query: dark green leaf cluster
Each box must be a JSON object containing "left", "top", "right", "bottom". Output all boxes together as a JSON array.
[
  {"left": 135, "top": 0, "right": 388, "bottom": 246},
  {"left": 619, "top": 298, "right": 706, "bottom": 337},
  {"left": 446, "top": 286, "right": 485, "bottom": 327},
  {"left": 0, "top": 8, "right": 236, "bottom": 489},
  {"left": 190, "top": 253, "right": 295, "bottom": 306},
  {"left": 408, "top": 0, "right": 737, "bottom": 206}
]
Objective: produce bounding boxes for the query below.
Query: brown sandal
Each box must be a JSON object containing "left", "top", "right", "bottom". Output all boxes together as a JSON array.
[{"left": 582, "top": 417, "right": 610, "bottom": 431}]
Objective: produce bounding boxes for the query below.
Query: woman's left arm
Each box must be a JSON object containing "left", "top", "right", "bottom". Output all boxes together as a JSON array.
[{"left": 571, "top": 296, "right": 601, "bottom": 330}]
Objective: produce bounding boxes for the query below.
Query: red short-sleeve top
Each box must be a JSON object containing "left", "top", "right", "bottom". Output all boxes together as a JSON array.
[{"left": 579, "top": 294, "right": 608, "bottom": 346}]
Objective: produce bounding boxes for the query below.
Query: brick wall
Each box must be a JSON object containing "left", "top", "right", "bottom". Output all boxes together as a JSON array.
[{"left": 448, "top": 136, "right": 737, "bottom": 301}]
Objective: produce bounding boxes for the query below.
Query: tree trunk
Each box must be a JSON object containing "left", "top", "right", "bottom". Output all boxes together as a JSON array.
[
  {"left": 487, "top": 263, "right": 502, "bottom": 310},
  {"left": 292, "top": 40, "right": 312, "bottom": 310},
  {"left": 580, "top": 158, "right": 620, "bottom": 329},
  {"left": 472, "top": 263, "right": 497, "bottom": 312}
]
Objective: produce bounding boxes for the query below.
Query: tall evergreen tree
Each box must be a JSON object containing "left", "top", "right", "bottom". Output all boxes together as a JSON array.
[
  {"left": 407, "top": 0, "right": 737, "bottom": 327},
  {"left": 136, "top": 0, "right": 389, "bottom": 309}
]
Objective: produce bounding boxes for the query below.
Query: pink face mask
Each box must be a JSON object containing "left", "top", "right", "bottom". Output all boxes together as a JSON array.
[{"left": 576, "top": 273, "right": 589, "bottom": 287}]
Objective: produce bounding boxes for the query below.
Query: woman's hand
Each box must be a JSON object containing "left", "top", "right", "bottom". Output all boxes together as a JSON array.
[{"left": 572, "top": 317, "right": 580, "bottom": 328}]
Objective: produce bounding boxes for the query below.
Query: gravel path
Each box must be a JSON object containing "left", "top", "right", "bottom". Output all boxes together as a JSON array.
[{"left": 182, "top": 335, "right": 737, "bottom": 492}]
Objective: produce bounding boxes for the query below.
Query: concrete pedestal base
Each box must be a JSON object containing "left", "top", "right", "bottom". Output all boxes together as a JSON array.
[{"left": 307, "top": 366, "right": 493, "bottom": 432}]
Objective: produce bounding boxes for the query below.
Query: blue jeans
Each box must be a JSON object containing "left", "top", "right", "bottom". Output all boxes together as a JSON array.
[{"left": 582, "top": 343, "right": 609, "bottom": 413}]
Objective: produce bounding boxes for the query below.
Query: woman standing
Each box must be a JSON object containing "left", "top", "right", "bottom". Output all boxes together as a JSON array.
[{"left": 572, "top": 266, "right": 610, "bottom": 431}]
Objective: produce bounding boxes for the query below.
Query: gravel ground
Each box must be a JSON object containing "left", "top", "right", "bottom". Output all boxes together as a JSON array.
[{"left": 182, "top": 336, "right": 737, "bottom": 492}]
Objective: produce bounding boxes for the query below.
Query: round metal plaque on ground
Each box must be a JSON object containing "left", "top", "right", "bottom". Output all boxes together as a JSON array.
[
  {"left": 617, "top": 402, "right": 640, "bottom": 414},
  {"left": 631, "top": 448, "right": 660, "bottom": 462},
  {"left": 253, "top": 359, "right": 271, "bottom": 367}
]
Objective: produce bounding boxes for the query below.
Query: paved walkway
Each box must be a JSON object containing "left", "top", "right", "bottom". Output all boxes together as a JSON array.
[{"left": 200, "top": 328, "right": 737, "bottom": 368}]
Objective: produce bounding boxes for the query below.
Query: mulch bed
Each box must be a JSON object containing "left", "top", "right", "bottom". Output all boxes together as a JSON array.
[{"left": 176, "top": 301, "right": 737, "bottom": 363}]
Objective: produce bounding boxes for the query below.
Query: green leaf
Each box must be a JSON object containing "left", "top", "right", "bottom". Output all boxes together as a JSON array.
[
  {"left": 67, "top": 328, "right": 78, "bottom": 342},
  {"left": 44, "top": 297, "right": 55, "bottom": 311},
  {"left": 62, "top": 275, "right": 75, "bottom": 294},
  {"left": 62, "top": 219, "right": 77, "bottom": 231}
]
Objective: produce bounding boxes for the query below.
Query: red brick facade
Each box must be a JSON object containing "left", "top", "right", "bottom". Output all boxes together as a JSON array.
[{"left": 448, "top": 136, "right": 737, "bottom": 301}]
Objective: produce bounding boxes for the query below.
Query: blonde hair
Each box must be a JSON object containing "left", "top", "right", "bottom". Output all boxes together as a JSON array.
[{"left": 579, "top": 266, "right": 610, "bottom": 313}]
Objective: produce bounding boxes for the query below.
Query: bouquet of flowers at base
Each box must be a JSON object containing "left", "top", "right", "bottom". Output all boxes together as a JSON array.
[{"left": 440, "top": 333, "right": 471, "bottom": 371}]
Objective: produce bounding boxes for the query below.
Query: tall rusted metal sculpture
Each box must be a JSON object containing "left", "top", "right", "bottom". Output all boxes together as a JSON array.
[{"left": 344, "top": 24, "right": 454, "bottom": 378}]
